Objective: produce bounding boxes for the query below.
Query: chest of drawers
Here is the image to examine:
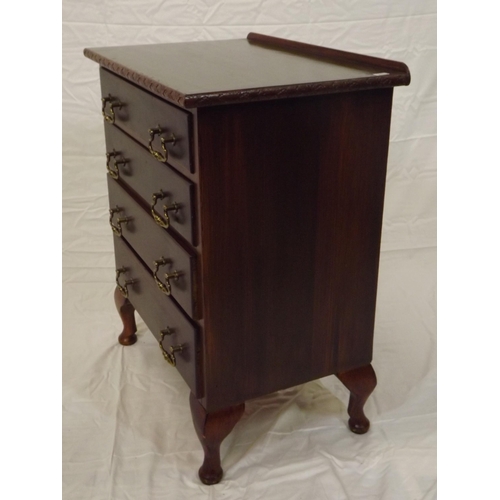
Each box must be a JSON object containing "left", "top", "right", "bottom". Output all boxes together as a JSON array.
[{"left": 84, "top": 33, "right": 410, "bottom": 485}]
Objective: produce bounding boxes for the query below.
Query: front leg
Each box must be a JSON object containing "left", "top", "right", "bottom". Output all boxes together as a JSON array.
[
  {"left": 336, "top": 364, "right": 377, "bottom": 434},
  {"left": 114, "top": 286, "right": 137, "bottom": 345},
  {"left": 189, "top": 393, "right": 245, "bottom": 485}
]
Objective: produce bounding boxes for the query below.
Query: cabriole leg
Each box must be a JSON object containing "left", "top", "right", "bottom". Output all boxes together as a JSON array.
[
  {"left": 114, "top": 286, "right": 137, "bottom": 346},
  {"left": 189, "top": 393, "right": 245, "bottom": 485},
  {"left": 336, "top": 364, "right": 377, "bottom": 434}
]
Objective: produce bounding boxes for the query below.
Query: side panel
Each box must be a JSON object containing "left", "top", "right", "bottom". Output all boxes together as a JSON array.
[{"left": 197, "top": 90, "right": 393, "bottom": 411}]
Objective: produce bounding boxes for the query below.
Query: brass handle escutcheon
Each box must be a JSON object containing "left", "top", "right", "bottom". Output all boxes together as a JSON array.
[
  {"left": 148, "top": 126, "right": 176, "bottom": 163},
  {"left": 106, "top": 150, "right": 128, "bottom": 180},
  {"left": 101, "top": 95, "right": 123, "bottom": 124},
  {"left": 109, "top": 206, "right": 132, "bottom": 236},
  {"left": 115, "top": 267, "right": 137, "bottom": 298},
  {"left": 153, "top": 257, "right": 183, "bottom": 296},
  {"left": 159, "top": 328, "right": 184, "bottom": 366},
  {"left": 151, "top": 190, "right": 180, "bottom": 229}
]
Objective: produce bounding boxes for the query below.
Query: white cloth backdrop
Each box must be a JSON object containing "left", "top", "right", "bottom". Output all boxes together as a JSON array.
[{"left": 62, "top": 2, "right": 436, "bottom": 499}]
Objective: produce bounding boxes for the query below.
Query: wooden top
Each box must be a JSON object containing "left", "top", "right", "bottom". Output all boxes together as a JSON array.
[{"left": 84, "top": 32, "right": 410, "bottom": 108}]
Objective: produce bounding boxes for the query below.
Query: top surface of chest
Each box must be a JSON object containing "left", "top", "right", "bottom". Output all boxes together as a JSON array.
[{"left": 84, "top": 33, "right": 410, "bottom": 108}]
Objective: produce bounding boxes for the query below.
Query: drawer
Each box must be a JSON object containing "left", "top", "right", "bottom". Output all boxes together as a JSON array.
[
  {"left": 108, "top": 177, "right": 198, "bottom": 318},
  {"left": 113, "top": 235, "right": 202, "bottom": 398},
  {"left": 104, "top": 123, "right": 196, "bottom": 245},
  {"left": 100, "top": 67, "right": 193, "bottom": 175}
]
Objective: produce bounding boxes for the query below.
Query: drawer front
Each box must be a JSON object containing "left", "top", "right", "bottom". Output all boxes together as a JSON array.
[
  {"left": 100, "top": 67, "right": 193, "bottom": 175},
  {"left": 108, "top": 177, "right": 198, "bottom": 318},
  {"left": 104, "top": 123, "right": 196, "bottom": 245},
  {"left": 113, "top": 235, "right": 202, "bottom": 397}
]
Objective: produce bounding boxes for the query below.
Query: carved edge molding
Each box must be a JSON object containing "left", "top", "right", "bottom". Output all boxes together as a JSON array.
[
  {"left": 84, "top": 49, "right": 187, "bottom": 107},
  {"left": 184, "top": 74, "right": 409, "bottom": 107},
  {"left": 84, "top": 48, "right": 409, "bottom": 109}
]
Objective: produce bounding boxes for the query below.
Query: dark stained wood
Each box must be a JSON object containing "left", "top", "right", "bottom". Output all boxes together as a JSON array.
[
  {"left": 100, "top": 68, "right": 194, "bottom": 175},
  {"left": 107, "top": 176, "right": 199, "bottom": 318},
  {"left": 84, "top": 34, "right": 410, "bottom": 109},
  {"left": 247, "top": 32, "right": 411, "bottom": 76},
  {"left": 113, "top": 235, "right": 203, "bottom": 398},
  {"left": 189, "top": 392, "right": 245, "bottom": 485},
  {"left": 86, "top": 33, "right": 410, "bottom": 484},
  {"left": 104, "top": 122, "right": 196, "bottom": 245},
  {"left": 337, "top": 364, "right": 377, "bottom": 434},
  {"left": 114, "top": 286, "right": 137, "bottom": 346},
  {"left": 197, "top": 89, "right": 392, "bottom": 412}
]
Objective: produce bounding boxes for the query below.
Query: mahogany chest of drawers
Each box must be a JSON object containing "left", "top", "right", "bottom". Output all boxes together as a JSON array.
[{"left": 84, "top": 33, "right": 410, "bottom": 484}]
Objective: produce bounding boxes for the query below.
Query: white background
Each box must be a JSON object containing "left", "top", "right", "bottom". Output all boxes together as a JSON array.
[{"left": 60, "top": 1, "right": 437, "bottom": 499}]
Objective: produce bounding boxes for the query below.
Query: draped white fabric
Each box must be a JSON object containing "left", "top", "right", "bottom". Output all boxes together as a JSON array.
[{"left": 62, "top": 2, "right": 436, "bottom": 498}]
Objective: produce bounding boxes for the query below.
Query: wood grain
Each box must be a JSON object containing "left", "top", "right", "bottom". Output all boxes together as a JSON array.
[{"left": 197, "top": 89, "right": 393, "bottom": 412}]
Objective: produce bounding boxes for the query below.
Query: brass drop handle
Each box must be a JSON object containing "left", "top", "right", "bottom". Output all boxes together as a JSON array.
[
  {"left": 159, "top": 328, "right": 184, "bottom": 366},
  {"left": 109, "top": 206, "right": 132, "bottom": 236},
  {"left": 101, "top": 95, "right": 123, "bottom": 124},
  {"left": 153, "top": 257, "right": 183, "bottom": 296},
  {"left": 151, "top": 190, "right": 180, "bottom": 228},
  {"left": 106, "top": 150, "right": 128, "bottom": 180},
  {"left": 148, "top": 126, "right": 176, "bottom": 163},
  {"left": 115, "top": 267, "right": 137, "bottom": 298}
]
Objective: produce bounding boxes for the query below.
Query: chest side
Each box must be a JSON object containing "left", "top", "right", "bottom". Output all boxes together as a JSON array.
[{"left": 196, "top": 90, "right": 393, "bottom": 411}]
